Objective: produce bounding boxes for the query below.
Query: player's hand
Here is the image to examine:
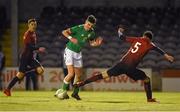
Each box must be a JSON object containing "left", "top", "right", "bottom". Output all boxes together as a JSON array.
[
  {"left": 96, "top": 37, "right": 103, "bottom": 45},
  {"left": 70, "top": 38, "right": 78, "bottom": 44},
  {"left": 38, "top": 47, "right": 46, "bottom": 53},
  {"left": 118, "top": 24, "right": 125, "bottom": 36},
  {"left": 164, "top": 54, "right": 174, "bottom": 62},
  {"left": 118, "top": 27, "right": 125, "bottom": 33},
  {"left": 118, "top": 24, "right": 125, "bottom": 32},
  {"left": 90, "top": 37, "right": 103, "bottom": 46}
]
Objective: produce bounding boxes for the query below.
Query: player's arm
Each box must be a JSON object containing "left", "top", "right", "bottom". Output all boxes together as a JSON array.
[
  {"left": 118, "top": 26, "right": 126, "bottom": 41},
  {"left": 27, "top": 43, "right": 39, "bottom": 50},
  {"left": 62, "top": 28, "right": 78, "bottom": 44},
  {"left": 152, "top": 45, "right": 174, "bottom": 62},
  {"left": 27, "top": 43, "right": 45, "bottom": 53},
  {"left": 24, "top": 34, "right": 45, "bottom": 53},
  {"left": 89, "top": 37, "right": 103, "bottom": 47},
  {"left": 118, "top": 25, "right": 137, "bottom": 42}
]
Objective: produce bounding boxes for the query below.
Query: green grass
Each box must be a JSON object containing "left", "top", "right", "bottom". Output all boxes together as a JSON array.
[{"left": 0, "top": 91, "right": 180, "bottom": 111}]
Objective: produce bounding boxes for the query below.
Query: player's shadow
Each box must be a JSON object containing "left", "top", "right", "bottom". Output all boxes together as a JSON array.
[{"left": 88, "top": 100, "right": 131, "bottom": 103}]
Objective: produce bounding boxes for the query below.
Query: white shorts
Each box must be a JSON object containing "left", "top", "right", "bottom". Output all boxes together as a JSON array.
[{"left": 64, "top": 48, "right": 83, "bottom": 67}]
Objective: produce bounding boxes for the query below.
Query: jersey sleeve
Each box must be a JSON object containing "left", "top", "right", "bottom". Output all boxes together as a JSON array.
[
  {"left": 24, "top": 32, "right": 31, "bottom": 45},
  {"left": 70, "top": 25, "right": 78, "bottom": 34},
  {"left": 27, "top": 43, "right": 39, "bottom": 51},
  {"left": 88, "top": 31, "right": 97, "bottom": 41},
  {"left": 118, "top": 33, "right": 139, "bottom": 43},
  {"left": 24, "top": 32, "right": 39, "bottom": 51},
  {"left": 125, "top": 37, "right": 139, "bottom": 43},
  {"left": 151, "top": 43, "right": 165, "bottom": 55}
]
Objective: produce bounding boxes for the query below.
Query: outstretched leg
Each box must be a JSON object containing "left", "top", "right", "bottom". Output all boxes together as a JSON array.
[
  {"left": 76, "top": 62, "right": 125, "bottom": 87},
  {"left": 75, "top": 71, "right": 108, "bottom": 87}
]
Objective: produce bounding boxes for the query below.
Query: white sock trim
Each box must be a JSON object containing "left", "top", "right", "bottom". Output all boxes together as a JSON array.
[{"left": 64, "top": 79, "right": 70, "bottom": 84}]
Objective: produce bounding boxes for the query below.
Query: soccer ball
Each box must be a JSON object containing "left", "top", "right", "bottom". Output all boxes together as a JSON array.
[{"left": 55, "top": 89, "right": 68, "bottom": 100}]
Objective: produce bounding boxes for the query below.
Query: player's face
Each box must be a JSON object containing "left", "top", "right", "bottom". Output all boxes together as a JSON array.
[
  {"left": 84, "top": 21, "right": 94, "bottom": 31},
  {"left": 28, "top": 21, "right": 37, "bottom": 31}
]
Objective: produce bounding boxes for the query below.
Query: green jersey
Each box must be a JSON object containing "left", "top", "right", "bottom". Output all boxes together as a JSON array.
[{"left": 66, "top": 24, "right": 96, "bottom": 53}]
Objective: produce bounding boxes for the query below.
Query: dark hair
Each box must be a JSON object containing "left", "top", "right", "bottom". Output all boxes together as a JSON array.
[
  {"left": 28, "top": 18, "right": 36, "bottom": 24},
  {"left": 118, "top": 24, "right": 126, "bottom": 29},
  {"left": 87, "top": 15, "right": 96, "bottom": 24},
  {"left": 143, "top": 31, "right": 153, "bottom": 40}
]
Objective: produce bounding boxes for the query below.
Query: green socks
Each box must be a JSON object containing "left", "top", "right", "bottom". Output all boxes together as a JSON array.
[
  {"left": 73, "top": 86, "right": 79, "bottom": 95},
  {"left": 62, "top": 79, "right": 69, "bottom": 91},
  {"left": 62, "top": 83, "right": 69, "bottom": 91},
  {"left": 62, "top": 79, "right": 80, "bottom": 95}
]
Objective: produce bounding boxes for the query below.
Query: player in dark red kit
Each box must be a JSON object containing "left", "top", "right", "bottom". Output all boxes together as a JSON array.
[
  {"left": 75, "top": 25, "right": 174, "bottom": 102},
  {"left": 3, "top": 18, "right": 45, "bottom": 96}
]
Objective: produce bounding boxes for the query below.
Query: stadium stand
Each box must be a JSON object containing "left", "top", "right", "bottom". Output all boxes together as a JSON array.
[{"left": 34, "top": 6, "right": 180, "bottom": 69}]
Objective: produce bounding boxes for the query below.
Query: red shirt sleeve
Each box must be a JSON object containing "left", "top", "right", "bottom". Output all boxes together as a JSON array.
[
  {"left": 23, "top": 31, "right": 38, "bottom": 51},
  {"left": 126, "top": 37, "right": 140, "bottom": 43},
  {"left": 23, "top": 31, "right": 31, "bottom": 45}
]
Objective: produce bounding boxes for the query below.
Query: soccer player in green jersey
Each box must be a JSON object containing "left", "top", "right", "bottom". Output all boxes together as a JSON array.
[{"left": 55, "top": 15, "right": 103, "bottom": 100}]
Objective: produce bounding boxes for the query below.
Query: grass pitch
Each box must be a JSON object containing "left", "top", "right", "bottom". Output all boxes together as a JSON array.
[{"left": 0, "top": 91, "right": 180, "bottom": 111}]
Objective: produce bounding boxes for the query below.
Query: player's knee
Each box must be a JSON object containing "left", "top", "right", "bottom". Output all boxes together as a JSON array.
[
  {"left": 67, "top": 73, "right": 75, "bottom": 79},
  {"left": 16, "top": 72, "right": 25, "bottom": 79},
  {"left": 36, "top": 66, "right": 44, "bottom": 75},
  {"left": 144, "top": 76, "right": 150, "bottom": 83}
]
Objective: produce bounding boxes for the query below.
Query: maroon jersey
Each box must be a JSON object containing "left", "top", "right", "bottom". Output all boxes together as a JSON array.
[
  {"left": 21, "top": 30, "right": 37, "bottom": 58},
  {"left": 120, "top": 37, "right": 156, "bottom": 67}
]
